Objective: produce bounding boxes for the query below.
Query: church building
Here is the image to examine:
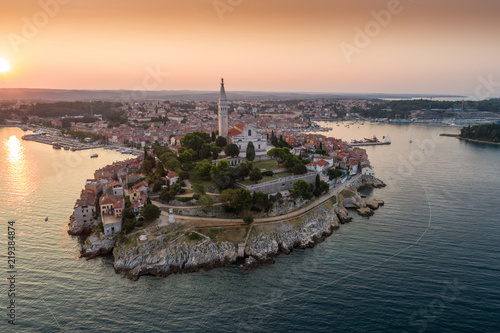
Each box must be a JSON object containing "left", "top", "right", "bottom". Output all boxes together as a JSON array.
[{"left": 218, "top": 79, "right": 268, "bottom": 160}]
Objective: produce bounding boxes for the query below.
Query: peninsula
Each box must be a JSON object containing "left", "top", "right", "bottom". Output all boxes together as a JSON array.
[
  {"left": 67, "top": 80, "right": 387, "bottom": 280},
  {"left": 441, "top": 123, "right": 500, "bottom": 145}
]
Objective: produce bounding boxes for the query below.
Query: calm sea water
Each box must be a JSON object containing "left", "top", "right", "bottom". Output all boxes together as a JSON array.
[{"left": 1, "top": 124, "right": 499, "bottom": 333}]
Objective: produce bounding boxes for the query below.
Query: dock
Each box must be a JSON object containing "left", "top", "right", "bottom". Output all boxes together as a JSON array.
[{"left": 350, "top": 142, "right": 391, "bottom": 147}]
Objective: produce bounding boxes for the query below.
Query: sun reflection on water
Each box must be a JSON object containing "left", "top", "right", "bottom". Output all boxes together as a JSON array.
[{"left": 3, "top": 135, "right": 31, "bottom": 202}]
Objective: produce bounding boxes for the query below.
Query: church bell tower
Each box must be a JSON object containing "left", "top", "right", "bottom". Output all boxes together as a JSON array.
[{"left": 218, "top": 78, "right": 229, "bottom": 140}]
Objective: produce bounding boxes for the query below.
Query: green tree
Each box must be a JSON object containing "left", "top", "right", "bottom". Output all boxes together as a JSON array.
[
  {"left": 267, "top": 147, "right": 291, "bottom": 166},
  {"left": 122, "top": 207, "right": 136, "bottom": 220},
  {"left": 246, "top": 141, "right": 256, "bottom": 161},
  {"left": 198, "top": 194, "right": 214, "bottom": 213},
  {"left": 200, "top": 143, "right": 213, "bottom": 160},
  {"left": 224, "top": 143, "right": 240, "bottom": 157},
  {"left": 163, "top": 156, "right": 180, "bottom": 171},
  {"left": 211, "top": 169, "right": 233, "bottom": 190},
  {"left": 328, "top": 168, "right": 343, "bottom": 180},
  {"left": 142, "top": 204, "right": 161, "bottom": 221},
  {"left": 249, "top": 169, "right": 263, "bottom": 183},
  {"left": 212, "top": 146, "right": 221, "bottom": 160},
  {"left": 195, "top": 159, "right": 214, "bottom": 180},
  {"left": 236, "top": 162, "right": 250, "bottom": 180},
  {"left": 313, "top": 174, "right": 322, "bottom": 197},
  {"left": 215, "top": 136, "right": 227, "bottom": 147},
  {"left": 292, "top": 179, "right": 313, "bottom": 200},
  {"left": 141, "top": 157, "right": 155, "bottom": 174},
  {"left": 292, "top": 163, "right": 308, "bottom": 175},
  {"left": 192, "top": 183, "right": 206, "bottom": 197},
  {"left": 220, "top": 188, "right": 252, "bottom": 213},
  {"left": 178, "top": 149, "right": 194, "bottom": 163},
  {"left": 155, "top": 160, "right": 166, "bottom": 178}
]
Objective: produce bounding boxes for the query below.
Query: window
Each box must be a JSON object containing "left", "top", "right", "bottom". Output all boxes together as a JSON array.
[{"left": 248, "top": 129, "right": 252, "bottom": 136}]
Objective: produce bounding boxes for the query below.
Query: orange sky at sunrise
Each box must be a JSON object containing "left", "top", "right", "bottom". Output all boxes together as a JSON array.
[{"left": 1, "top": 0, "right": 499, "bottom": 95}]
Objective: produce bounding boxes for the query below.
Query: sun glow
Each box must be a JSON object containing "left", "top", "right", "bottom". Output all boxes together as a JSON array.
[{"left": 0, "top": 58, "right": 11, "bottom": 73}]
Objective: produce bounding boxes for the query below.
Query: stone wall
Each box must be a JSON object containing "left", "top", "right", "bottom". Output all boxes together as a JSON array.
[{"left": 237, "top": 172, "right": 318, "bottom": 194}]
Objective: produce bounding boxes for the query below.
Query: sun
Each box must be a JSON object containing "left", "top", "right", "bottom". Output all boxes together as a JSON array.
[{"left": 0, "top": 58, "right": 11, "bottom": 74}]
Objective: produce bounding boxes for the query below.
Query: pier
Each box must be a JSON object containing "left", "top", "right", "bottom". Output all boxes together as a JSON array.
[{"left": 350, "top": 142, "right": 391, "bottom": 147}]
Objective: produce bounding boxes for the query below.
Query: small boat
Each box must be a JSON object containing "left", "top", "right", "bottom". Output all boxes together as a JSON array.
[
  {"left": 70, "top": 147, "right": 76, "bottom": 151},
  {"left": 45, "top": 217, "right": 48, "bottom": 221},
  {"left": 64, "top": 147, "right": 70, "bottom": 150},
  {"left": 90, "top": 154, "right": 98, "bottom": 158},
  {"left": 52, "top": 144, "right": 61, "bottom": 149},
  {"left": 409, "top": 140, "right": 413, "bottom": 143}
]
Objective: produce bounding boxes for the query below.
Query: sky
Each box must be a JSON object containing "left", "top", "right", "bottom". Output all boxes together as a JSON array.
[{"left": 0, "top": 0, "right": 499, "bottom": 96}]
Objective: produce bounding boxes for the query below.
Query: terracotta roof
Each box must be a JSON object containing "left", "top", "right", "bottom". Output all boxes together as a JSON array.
[
  {"left": 113, "top": 199, "right": 124, "bottom": 209},
  {"left": 228, "top": 128, "right": 242, "bottom": 137},
  {"left": 100, "top": 194, "right": 117, "bottom": 205}
]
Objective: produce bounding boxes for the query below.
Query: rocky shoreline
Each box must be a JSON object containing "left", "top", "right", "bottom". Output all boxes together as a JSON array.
[{"left": 109, "top": 176, "right": 386, "bottom": 280}]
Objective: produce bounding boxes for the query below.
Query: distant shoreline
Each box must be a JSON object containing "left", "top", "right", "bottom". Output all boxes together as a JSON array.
[
  {"left": 458, "top": 137, "right": 500, "bottom": 146},
  {"left": 440, "top": 133, "right": 500, "bottom": 146}
]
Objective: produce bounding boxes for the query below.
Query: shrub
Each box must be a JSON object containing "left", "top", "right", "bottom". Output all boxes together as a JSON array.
[
  {"left": 250, "top": 206, "right": 262, "bottom": 213},
  {"left": 243, "top": 216, "right": 254, "bottom": 225},
  {"left": 188, "top": 232, "right": 203, "bottom": 241}
]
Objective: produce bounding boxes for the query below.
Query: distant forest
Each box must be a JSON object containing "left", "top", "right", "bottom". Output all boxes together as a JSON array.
[
  {"left": 460, "top": 123, "right": 500, "bottom": 143},
  {"left": 357, "top": 98, "right": 500, "bottom": 119},
  {"left": 27, "top": 101, "right": 121, "bottom": 118}
]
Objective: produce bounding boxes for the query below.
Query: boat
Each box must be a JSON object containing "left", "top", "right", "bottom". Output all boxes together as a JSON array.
[
  {"left": 70, "top": 147, "right": 76, "bottom": 151},
  {"left": 409, "top": 140, "right": 413, "bottom": 143},
  {"left": 90, "top": 154, "right": 98, "bottom": 158},
  {"left": 21, "top": 126, "right": 28, "bottom": 131},
  {"left": 64, "top": 147, "right": 70, "bottom": 150},
  {"left": 45, "top": 217, "right": 48, "bottom": 221},
  {"left": 52, "top": 143, "right": 61, "bottom": 149}
]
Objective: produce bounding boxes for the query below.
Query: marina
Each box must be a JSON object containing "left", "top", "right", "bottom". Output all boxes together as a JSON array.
[{"left": 22, "top": 133, "right": 104, "bottom": 151}]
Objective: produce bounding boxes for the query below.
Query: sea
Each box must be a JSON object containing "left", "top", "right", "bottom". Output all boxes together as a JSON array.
[{"left": 0, "top": 123, "right": 499, "bottom": 333}]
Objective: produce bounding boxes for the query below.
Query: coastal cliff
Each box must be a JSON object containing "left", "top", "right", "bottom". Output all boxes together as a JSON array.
[
  {"left": 112, "top": 176, "right": 386, "bottom": 279},
  {"left": 243, "top": 198, "right": 340, "bottom": 268},
  {"left": 242, "top": 176, "right": 386, "bottom": 269},
  {"left": 80, "top": 230, "right": 117, "bottom": 259},
  {"left": 68, "top": 214, "right": 97, "bottom": 236},
  {"left": 113, "top": 227, "right": 238, "bottom": 280}
]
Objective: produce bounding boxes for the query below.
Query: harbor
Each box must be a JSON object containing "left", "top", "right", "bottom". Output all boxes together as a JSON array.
[
  {"left": 350, "top": 136, "right": 391, "bottom": 147},
  {"left": 21, "top": 132, "right": 105, "bottom": 151},
  {"left": 20, "top": 126, "right": 142, "bottom": 155}
]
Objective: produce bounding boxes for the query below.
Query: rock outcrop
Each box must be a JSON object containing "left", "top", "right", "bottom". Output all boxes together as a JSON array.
[
  {"left": 244, "top": 201, "right": 340, "bottom": 267},
  {"left": 113, "top": 230, "right": 238, "bottom": 281},
  {"left": 357, "top": 207, "right": 374, "bottom": 217},
  {"left": 334, "top": 206, "right": 353, "bottom": 224},
  {"left": 68, "top": 214, "right": 97, "bottom": 236},
  {"left": 341, "top": 176, "right": 386, "bottom": 217},
  {"left": 80, "top": 230, "right": 117, "bottom": 259}
]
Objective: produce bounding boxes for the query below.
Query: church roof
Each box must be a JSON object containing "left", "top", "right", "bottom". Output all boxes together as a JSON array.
[
  {"left": 219, "top": 78, "right": 227, "bottom": 101},
  {"left": 228, "top": 128, "right": 243, "bottom": 137}
]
